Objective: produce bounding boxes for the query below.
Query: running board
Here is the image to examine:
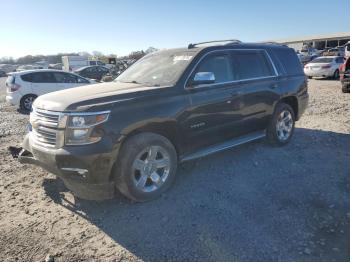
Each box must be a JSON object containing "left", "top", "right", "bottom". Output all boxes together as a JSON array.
[{"left": 180, "top": 130, "right": 266, "bottom": 162}]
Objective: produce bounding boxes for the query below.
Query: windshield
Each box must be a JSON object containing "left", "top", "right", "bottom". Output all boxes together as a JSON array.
[
  {"left": 311, "top": 57, "right": 333, "bottom": 63},
  {"left": 115, "top": 50, "right": 195, "bottom": 86}
]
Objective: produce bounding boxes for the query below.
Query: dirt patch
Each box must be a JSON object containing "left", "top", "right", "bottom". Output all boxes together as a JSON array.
[{"left": 0, "top": 78, "right": 349, "bottom": 261}]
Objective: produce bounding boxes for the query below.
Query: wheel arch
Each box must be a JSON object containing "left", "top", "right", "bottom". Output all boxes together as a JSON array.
[
  {"left": 119, "top": 120, "right": 183, "bottom": 157},
  {"left": 109, "top": 120, "right": 182, "bottom": 184},
  {"left": 278, "top": 96, "right": 299, "bottom": 120},
  {"left": 20, "top": 93, "right": 38, "bottom": 111}
]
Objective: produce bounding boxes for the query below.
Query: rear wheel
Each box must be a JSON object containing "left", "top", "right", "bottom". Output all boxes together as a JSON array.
[
  {"left": 342, "top": 84, "right": 349, "bottom": 93},
  {"left": 267, "top": 103, "right": 295, "bottom": 146},
  {"left": 114, "top": 133, "right": 177, "bottom": 202},
  {"left": 20, "top": 94, "right": 37, "bottom": 112}
]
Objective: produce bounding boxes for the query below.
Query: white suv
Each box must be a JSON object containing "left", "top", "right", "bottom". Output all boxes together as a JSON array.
[{"left": 5, "top": 69, "right": 93, "bottom": 112}]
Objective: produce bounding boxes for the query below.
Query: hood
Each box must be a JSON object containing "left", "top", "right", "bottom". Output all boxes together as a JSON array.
[{"left": 33, "top": 81, "right": 162, "bottom": 112}]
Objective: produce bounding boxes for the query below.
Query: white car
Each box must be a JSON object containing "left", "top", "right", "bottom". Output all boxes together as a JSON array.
[
  {"left": 5, "top": 69, "right": 94, "bottom": 112},
  {"left": 345, "top": 41, "right": 350, "bottom": 58},
  {"left": 304, "top": 56, "right": 344, "bottom": 79}
]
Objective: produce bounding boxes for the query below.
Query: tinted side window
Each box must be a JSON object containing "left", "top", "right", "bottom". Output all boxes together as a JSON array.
[
  {"left": 53, "top": 72, "right": 77, "bottom": 83},
  {"left": 232, "top": 50, "right": 274, "bottom": 80},
  {"left": 194, "top": 54, "right": 233, "bottom": 84},
  {"left": 31, "top": 72, "right": 56, "bottom": 83},
  {"left": 85, "top": 67, "right": 95, "bottom": 73},
  {"left": 272, "top": 48, "right": 303, "bottom": 75},
  {"left": 97, "top": 67, "right": 108, "bottom": 72},
  {"left": 21, "top": 73, "right": 33, "bottom": 82}
]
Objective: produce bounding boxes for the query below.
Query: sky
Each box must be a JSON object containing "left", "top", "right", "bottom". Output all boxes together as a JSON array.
[{"left": 1, "top": 0, "right": 349, "bottom": 58}]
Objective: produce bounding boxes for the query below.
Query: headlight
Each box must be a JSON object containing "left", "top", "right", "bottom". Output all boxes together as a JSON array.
[{"left": 65, "top": 111, "right": 110, "bottom": 145}]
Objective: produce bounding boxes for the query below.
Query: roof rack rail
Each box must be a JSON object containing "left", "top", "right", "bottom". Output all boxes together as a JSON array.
[{"left": 188, "top": 39, "right": 242, "bottom": 49}]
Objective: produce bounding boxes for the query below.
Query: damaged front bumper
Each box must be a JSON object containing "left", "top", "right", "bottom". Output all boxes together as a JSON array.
[{"left": 9, "top": 133, "right": 117, "bottom": 200}]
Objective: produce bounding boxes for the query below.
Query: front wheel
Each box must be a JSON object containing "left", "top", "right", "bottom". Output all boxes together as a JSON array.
[
  {"left": 267, "top": 103, "right": 295, "bottom": 146},
  {"left": 114, "top": 133, "right": 177, "bottom": 202}
]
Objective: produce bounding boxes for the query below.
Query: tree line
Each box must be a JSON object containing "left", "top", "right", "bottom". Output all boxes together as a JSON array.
[{"left": 0, "top": 47, "right": 157, "bottom": 65}]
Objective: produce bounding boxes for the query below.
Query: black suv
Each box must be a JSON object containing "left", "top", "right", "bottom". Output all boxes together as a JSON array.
[
  {"left": 74, "top": 66, "right": 110, "bottom": 81},
  {"left": 15, "top": 40, "right": 308, "bottom": 201}
]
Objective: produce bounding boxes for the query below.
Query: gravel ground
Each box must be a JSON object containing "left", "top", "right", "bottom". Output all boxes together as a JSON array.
[{"left": 0, "top": 77, "right": 349, "bottom": 262}]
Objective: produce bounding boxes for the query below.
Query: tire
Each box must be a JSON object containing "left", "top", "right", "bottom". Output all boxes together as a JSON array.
[
  {"left": 333, "top": 69, "right": 340, "bottom": 80},
  {"left": 342, "top": 84, "right": 349, "bottom": 93},
  {"left": 267, "top": 103, "right": 295, "bottom": 146},
  {"left": 20, "top": 94, "right": 37, "bottom": 112},
  {"left": 114, "top": 132, "right": 178, "bottom": 202}
]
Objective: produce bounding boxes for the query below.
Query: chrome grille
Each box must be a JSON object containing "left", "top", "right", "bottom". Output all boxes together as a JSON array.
[{"left": 30, "top": 108, "right": 63, "bottom": 148}]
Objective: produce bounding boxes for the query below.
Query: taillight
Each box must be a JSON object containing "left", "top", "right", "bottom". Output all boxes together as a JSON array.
[
  {"left": 10, "top": 84, "right": 21, "bottom": 92},
  {"left": 321, "top": 64, "right": 332, "bottom": 69}
]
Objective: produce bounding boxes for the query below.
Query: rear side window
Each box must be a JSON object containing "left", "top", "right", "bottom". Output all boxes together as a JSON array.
[
  {"left": 31, "top": 72, "right": 56, "bottom": 83},
  {"left": 97, "top": 66, "right": 108, "bottom": 72},
  {"left": 21, "top": 73, "right": 33, "bottom": 82},
  {"left": 272, "top": 48, "right": 303, "bottom": 75},
  {"left": 53, "top": 72, "right": 77, "bottom": 83},
  {"left": 231, "top": 50, "right": 274, "bottom": 80}
]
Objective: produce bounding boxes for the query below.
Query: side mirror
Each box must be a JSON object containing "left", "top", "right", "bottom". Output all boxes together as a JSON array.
[{"left": 190, "top": 72, "right": 215, "bottom": 86}]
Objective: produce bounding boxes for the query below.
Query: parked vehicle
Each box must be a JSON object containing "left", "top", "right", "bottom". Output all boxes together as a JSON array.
[
  {"left": 16, "top": 64, "right": 43, "bottom": 72},
  {"left": 304, "top": 56, "right": 344, "bottom": 79},
  {"left": 0, "top": 64, "right": 17, "bottom": 73},
  {"left": 5, "top": 69, "right": 93, "bottom": 112},
  {"left": 300, "top": 47, "right": 319, "bottom": 56},
  {"left": 48, "top": 63, "right": 63, "bottom": 70},
  {"left": 340, "top": 57, "right": 350, "bottom": 93},
  {"left": 62, "top": 56, "right": 88, "bottom": 71},
  {"left": 74, "top": 65, "right": 110, "bottom": 81},
  {"left": 323, "top": 47, "right": 345, "bottom": 57},
  {"left": 0, "top": 70, "right": 7, "bottom": 77},
  {"left": 345, "top": 41, "right": 350, "bottom": 57},
  {"left": 62, "top": 56, "right": 105, "bottom": 71},
  {"left": 297, "top": 52, "right": 318, "bottom": 65},
  {"left": 88, "top": 60, "right": 105, "bottom": 66},
  {"left": 13, "top": 40, "right": 308, "bottom": 201}
]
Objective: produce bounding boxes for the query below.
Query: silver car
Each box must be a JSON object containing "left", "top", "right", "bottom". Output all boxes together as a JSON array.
[{"left": 304, "top": 56, "right": 344, "bottom": 79}]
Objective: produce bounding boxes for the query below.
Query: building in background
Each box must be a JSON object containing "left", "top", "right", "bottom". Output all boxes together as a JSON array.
[{"left": 276, "top": 32, "right": 350, "bottom": 51}]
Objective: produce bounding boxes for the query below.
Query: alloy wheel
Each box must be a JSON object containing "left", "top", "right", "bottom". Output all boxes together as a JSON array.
[
  {"left": 132, "top": 145, "right": 171, "bottom": 193},
  {"left": 276, "top": 110, "right": 293, "bottom": 141}
]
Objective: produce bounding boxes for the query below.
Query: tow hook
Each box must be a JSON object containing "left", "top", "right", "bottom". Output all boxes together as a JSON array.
[
  {"left": 8, "top": 146, "right": 24, "bottom": 159},
  {"left": 8, "top": 146, "right": 35, "bottom": 164}
]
